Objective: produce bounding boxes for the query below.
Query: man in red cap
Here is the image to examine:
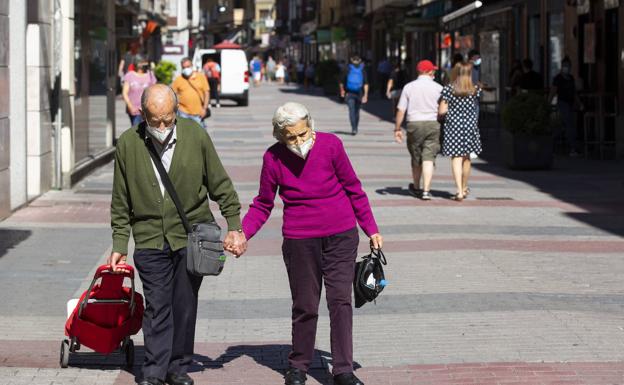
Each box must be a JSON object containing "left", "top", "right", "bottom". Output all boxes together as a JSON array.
[{"left": 394, "top": 60, "right": 443, "bottom": 200}]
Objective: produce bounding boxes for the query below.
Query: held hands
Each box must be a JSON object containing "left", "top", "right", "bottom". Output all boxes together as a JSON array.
[
  {"left": 394, "top": 130, "right": 404, "bottom": 144},
  {"left": 107, "top": 252, "right": 128, "bottom": 273},
  {"left": 370, "top": 233, "right": 383, "bottom": 250},
  {"left": 224, "top": 230, "right": 247, "bottom": 258}
]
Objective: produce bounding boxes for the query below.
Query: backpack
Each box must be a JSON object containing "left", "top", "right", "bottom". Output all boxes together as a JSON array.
[
  {"left": 346, "top": 64, "right": 364, "bottom": 92},
  {"left": 204, "top": 62, "right": 220, "bottom": 79}
]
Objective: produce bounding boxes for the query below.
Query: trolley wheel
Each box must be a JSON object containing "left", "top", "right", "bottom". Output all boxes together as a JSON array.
[
  {"left": 125, "top": 339, "right": 135, "bottom": 368},
  {"left": 60, "top": 339, "right": 70, "bottom": 368},
  {"left": 70, "top": 337, "right": 80, "bottom": 352}
]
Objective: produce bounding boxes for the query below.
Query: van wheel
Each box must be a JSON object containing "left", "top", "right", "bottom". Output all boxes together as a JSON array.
[{"left": 238, "top": 92, "right": 249, "bottom": 106}]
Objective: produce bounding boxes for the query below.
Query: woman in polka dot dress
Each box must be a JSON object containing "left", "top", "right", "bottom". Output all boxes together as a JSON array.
[{"left": 438, "top": 62, "right": 482, "bottom": 201}]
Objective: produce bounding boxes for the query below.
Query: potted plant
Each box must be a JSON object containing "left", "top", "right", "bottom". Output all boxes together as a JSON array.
[
  {"left": 153, "top": 60, "right": 177, "bottom": 85},
  {"left": 501, "top": 92, "right": 555, "bottom": 170}
]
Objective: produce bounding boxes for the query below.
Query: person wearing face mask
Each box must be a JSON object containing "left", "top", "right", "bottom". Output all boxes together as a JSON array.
[
  {"left": 109, "top": 84, "right": 246, "bottom": 385},
  {"left": 468, "top": 49, "right": 482, "bottom": 86},
  {"left": 549, "top": 57, "right": 584, "bottom": 156},
  {"left": 122, "top": 56, "right": 157, "bottom": 126},
  {"left": 171, "top": 57, "right": 210, "bottom": 126},
  {"left": 240, "top": 102, "right": 383, "bottom": 385}
]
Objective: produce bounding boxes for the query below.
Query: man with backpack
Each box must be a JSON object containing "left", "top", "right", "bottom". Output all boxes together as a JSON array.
[
  {"left": 339, "top": 55, "right": 369, "bottom": 135},
  {"left": 203, "top": 57, "right": 221, "bottom": 108}
]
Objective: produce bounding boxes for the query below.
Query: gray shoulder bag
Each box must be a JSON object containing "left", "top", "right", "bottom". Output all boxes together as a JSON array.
[{"left": 145, "top": 135, "right": 226, "bottom": 276}]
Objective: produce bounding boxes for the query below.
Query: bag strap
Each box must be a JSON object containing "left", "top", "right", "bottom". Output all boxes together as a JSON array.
[
  {"left": 144, "top": 133, "right": 192, "bottom": 234},
  {"left": 370, "top": 248, "right": 387, "bottom": 265},
  {"left": 184, "top": 76, "right": 205, "bottom": 106}
]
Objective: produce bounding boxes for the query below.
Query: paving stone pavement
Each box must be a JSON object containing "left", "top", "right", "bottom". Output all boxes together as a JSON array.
[{"left": 1, "top": 84, "right": 623, "bottom": 384}]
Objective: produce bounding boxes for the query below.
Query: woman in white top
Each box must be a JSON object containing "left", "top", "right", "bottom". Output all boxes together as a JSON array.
[{"left": 275, "top": 61, "right": 286, "bottom": 84}]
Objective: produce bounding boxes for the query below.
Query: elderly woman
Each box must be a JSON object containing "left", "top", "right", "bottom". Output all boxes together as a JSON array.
[{"left": 240, "top": 102, "right": 382, "bottom": 385}]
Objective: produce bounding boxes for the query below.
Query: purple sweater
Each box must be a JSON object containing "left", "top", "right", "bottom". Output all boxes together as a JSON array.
[{"left": 242, "top": 132, "right": 379, "bottom": 240}]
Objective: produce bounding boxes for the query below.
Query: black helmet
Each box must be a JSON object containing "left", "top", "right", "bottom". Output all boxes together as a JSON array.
[{"left": 353, "top": 248, "right": 387, "bottom": 308}]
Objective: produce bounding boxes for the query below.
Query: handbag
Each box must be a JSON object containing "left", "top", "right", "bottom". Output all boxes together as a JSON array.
[
  {"left": 145, "top": 135, "right": 226, "bottom": 276},
  {"left": 353, "top": 248, "right": 388, "bottom": 308}
]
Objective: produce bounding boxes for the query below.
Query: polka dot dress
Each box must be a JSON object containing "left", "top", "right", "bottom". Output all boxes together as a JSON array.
[{"left": 441, "top": 85, "right": 482, "bottom": 157}]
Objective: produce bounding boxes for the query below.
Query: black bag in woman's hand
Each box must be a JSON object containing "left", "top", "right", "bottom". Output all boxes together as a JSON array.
[{"left": 353, "top": 248, "right": 388, "bottom": 308}]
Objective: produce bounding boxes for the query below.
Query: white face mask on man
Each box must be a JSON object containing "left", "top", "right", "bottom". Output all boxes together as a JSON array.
[
  {"left": 145, "top": 120, "right": 175, "bottom": 143},
  {"left": 182, "top": 67, "right": 193, "bottom": 77},
  {"left": 287, "top": 135, "right": 314, "bottom": 159}
]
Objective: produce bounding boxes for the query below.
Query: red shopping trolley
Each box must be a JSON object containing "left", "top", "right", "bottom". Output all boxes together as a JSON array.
[{"left": 61, "top": 264, "right": 144, "bottom": 368}]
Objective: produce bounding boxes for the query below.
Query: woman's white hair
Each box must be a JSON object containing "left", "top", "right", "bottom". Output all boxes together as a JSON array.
[{"left": 272, "top": 102, "right": 315, "bottom": 140}]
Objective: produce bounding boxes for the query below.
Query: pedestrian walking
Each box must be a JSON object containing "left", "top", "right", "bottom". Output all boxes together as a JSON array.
[
  {"left": 296, "top": 61, "right": 305, "bottom": 84},
  {"left": 385, "top": 61, "right": 409, "bottom": 120},
  {"left": 117, "top": 41, "right": 140, "bottom": 85},
  {"left": 468, "top": 49, "right": 481, "bottom": 85},
  {"left": 275, "top": 60, "right": 286, "bottom": 84},
  {"left": 241, "top": 102, "right": 383, "bottom": 385},
  {"left": 519, "top": 59, "right": 544, "bottom": 92},
  {"left": 171, "top": 57, "right": 210, "bottom": 126},
  {"left": 122, "top": 56, "right": 156, "bottom": 126},
  {"left": 266, "top": 56, "right": 277, "bottom": 82},
  {"left": 394, "top": 60, "right": 443, "bottom": 201},
  {"left": 108, "top": 84, "right": 246, "bottom": 385},
  {"left": 549, "top": 57, "right": 584, "bottom": 156},
  {"left": 203, "top": 56, "right": 221, "bottom": 108},
  {"left": 376, "top": 57, "right": 392, "bottom": 98},
  {"left": 304, "top": 62, "right": 315, "bottom": 89},
  {"left": 250, "top": 56, "right": 263, "bottom": 86},
  {"left": 438, "top": 62, "right": 482, "bottom": 201},
  {"left": 339, "top": 55, "right": 369, "bottom": 135}
]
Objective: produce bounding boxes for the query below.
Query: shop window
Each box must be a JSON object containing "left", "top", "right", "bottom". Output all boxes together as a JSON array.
[{"left": 548, "top": 12, "right": 565, "bottom": 85}]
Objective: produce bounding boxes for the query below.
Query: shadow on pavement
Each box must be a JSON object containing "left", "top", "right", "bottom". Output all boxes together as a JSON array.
[
  {"left": 474, "top": 122, "right": 624, "bottom": 238},
  {"left": 0, "top": 229, "right": 32, "bottom": 259},
  {"left": 193, "top": 344, "right": 361, "bottom": 385},
  {"left": 376, "top": 186, "right": 454, "bottom": 200}
]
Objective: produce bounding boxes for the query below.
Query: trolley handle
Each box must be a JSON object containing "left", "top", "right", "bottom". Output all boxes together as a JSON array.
[{"left": 78, "top": 264, "right": 137, "bottom": 318}]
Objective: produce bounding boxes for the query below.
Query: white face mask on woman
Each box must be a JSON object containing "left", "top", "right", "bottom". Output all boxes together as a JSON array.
[{"left": 287, "top": 135, "right": 314, "bottom": 159}]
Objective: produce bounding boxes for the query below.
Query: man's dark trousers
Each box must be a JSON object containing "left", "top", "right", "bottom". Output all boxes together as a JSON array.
[
  {"left": 345, "top": 93, "right": 362, "bottom": 134},
  {"left": 133, "top": 243, "right": 203, "bottom": 380},
  {"left": 281, "top": 227, "right": 359, "bottom": 376}
]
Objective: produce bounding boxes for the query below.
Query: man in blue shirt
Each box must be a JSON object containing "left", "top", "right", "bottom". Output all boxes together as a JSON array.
[{"left": 339, "top": 55, "right": 369, "bottom": 135}]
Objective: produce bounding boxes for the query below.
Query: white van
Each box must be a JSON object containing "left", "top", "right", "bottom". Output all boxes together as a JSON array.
[{"left": 192, "top": 48, "right": 250, "bottom": 106}]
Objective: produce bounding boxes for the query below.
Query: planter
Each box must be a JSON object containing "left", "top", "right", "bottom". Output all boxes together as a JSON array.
[{"left": 502, "top": 129, "right": 554, "bottom": 170}]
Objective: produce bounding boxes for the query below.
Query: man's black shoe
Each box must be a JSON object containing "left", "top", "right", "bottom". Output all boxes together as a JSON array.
[
  {"left": 165, "top": 373, "right": 194, "bottom": 385},
  {"left": 138, "top": 378, "right": 164, "bottom": 385},
  {"left": 284, "top": 367, "right": 307, "bottom": 385},
  {"left": 333, "top": 372, "right": 365, "bottom": 385}
]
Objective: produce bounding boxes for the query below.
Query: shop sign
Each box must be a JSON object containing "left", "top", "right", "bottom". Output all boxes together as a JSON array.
[
  {"left": 584, "top": 23, "right": 595, "bottom": 64},
  {"left": 604, "top": 0, "right": 619, "bottom": 10},
  {"left": 316, "top": 29, "right": 331, "bottom": 44},
  {"left": 331, "top": 27, "right": 346, "bottom": 42}
]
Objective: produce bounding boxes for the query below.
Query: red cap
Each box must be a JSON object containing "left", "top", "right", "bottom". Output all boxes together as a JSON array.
[{"left": 417, "top": 60, "right": 438, "bottom": 72}]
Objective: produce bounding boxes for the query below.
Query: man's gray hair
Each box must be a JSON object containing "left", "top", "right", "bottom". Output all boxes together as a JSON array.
[
  {"left": 141, "top": 85, "right": 179, "bottom": 113},
  {"left": 272, "top": 102, "right": 315, "bottom": 140},
  {"left": 180, "top": 56, "right": 192, "bottom": 65}
]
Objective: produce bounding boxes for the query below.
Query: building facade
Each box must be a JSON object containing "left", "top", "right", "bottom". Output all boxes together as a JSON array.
[{"left": 0, "top": 0, "right": 169, "bottom": 220}]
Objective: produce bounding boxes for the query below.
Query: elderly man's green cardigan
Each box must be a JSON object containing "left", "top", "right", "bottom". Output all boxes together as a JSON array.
[{"left": 111, "top": 118, "right": 242, "bottom": 254}]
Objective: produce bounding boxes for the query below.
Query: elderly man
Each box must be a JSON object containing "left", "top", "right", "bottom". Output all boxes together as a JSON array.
[
  {"left": 394, "top": 60, "right": 443, "bottom": 200},
  {"left": 171, "top": 57, "right": 210, "bottom": 125},
  {"left": 108, "top": 84, "right": 246, "bottom": 385}
]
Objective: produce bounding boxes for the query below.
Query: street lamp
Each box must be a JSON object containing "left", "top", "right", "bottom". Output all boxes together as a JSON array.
[{"left": 441, "top": 1, "right": 483, "bottom": 24}]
